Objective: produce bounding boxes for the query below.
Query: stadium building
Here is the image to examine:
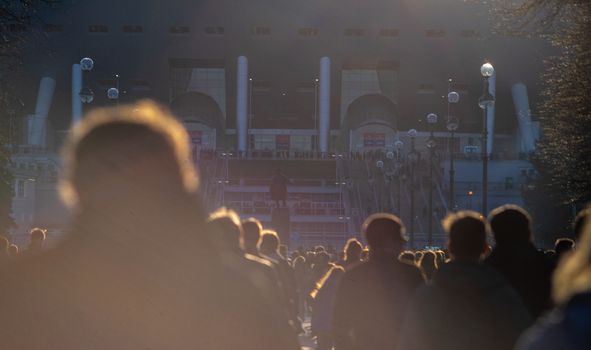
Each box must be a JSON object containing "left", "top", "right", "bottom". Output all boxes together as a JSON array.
[{"left": 8, "top": 0, "right": 552, "bottom": 247}]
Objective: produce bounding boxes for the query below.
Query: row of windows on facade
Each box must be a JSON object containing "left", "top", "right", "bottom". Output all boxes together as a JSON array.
[
  {"left": 21, "top": 24, "right": 500, "bottom": 38},
  {"left": 13, "top": 162, "right": 56, "bottom": 173}
]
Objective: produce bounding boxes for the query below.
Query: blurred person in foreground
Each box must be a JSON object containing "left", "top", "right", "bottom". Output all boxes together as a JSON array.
[
  {"left": 332, "top": 213, "right": 423, "bottom": 350},
  {"left": 0, "top": 101, "right": 299, "bottom": 350},
  {"left": 0, "top": 236, "right": 9, "bottom": 263},
  {"left": 517, "top": 211, "right": 591, "bottom": 350},
  {"left": 485, "top": 204, "right": 553, "bottom": 318},
  {"left": 397, "top": 211, "right": 531, "bottom": 350}
]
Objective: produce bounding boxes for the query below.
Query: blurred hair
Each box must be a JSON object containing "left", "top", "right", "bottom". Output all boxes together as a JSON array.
[
  {"left": 363, "top": 213, "right": 406, "bottom": 250},
  {"left": 442, "top": 210, "right": 487, "bottom": 260},
  {"left": 488, "top": 204, "right": 532, "bottom": 246},
  {"left": 293, "top": 255, "right": 306, "bottom": 270},
  {"left": 29, "top": 228, "right": 47, "bottom": 242},
  {"left": 207, "top": 207, "right": 243, "bottom": 250},
  {"left": 259, "top": 230, "right": 280, "bottom": 253},
  {"left": 553, "top": 213, "right": 591, "bottom": 304},
  {"left": 59, "top": 100, "right": 197, "bottom": 208},
  {"left": 343, "top": 238, "right": 363, "bottom": 261},
  {"left": 554, "top": 238, "right": 575, "bottom": 258},
  {"left": 398, "top": 251, "right": 416, "bottom": 265},
  {"left": 573, "top": 207, "right": 591, "bottom": 240}
]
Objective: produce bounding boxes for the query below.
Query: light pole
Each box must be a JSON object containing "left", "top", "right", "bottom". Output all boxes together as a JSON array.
[
  {"left": 426, "top": 113, "right": 438, "bottom": 247},
  {"left": 394, "top": 140, "right": 404, "bottom": 215},
  {"left": 79, "top": 57, "right": 94, "bottom": 104},
  {"left": 376, "top": 160, "right": 384, "bottom": 211},
  {"left": 408, "top": 129, "right": 418, "bottom": 248},
  {"left": 248, "top": 77, "right": 253, "bottom": 155},
  {"left": 314, "top": 78, "right": 319, "bottom": 155},
  {"left": 447, "top": 83, "right": 460, "bottom": 211},
  {"left": 478, "top": 62, "right": 495, "bottom": 215}
]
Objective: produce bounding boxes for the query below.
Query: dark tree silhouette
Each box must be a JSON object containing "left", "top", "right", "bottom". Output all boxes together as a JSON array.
[
  {"left": 485, "top": 1, "right": 591, "bottom": 239},
  {"left": 0, "top": 1, "right": 62, "bottom": 234}
]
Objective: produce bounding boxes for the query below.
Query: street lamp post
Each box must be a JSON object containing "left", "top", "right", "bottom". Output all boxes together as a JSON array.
[
  {"left": 478, "top": 62, "right": 495, "bottom": 215},
  {"left": 248, "top": 77, "right": 253, "bottom": 155},
  {"left": 394, "top": 140, "right": 404, "bottom": 215},
  {"left": 408, "top": 129, "right": 418, "bottom": 248},
  {"left": 447, "top": 83, "right": 460, "bottom": 211},
  {"left": 426, "top": 113, "right": 438, "bottom": 247},
  {"left": 79, "top": 57, "right": 94, "bottom": 104},
  {"left": 314, "top": 78, "right": 319, "bottom": 154}
]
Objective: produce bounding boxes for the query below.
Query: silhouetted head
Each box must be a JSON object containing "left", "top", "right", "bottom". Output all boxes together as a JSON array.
[
  {"left": 419, "top": 251, "right": 439, "bottom": 279},
  {"left": 8, "top": 244, "right": 18, "bottom": 257},
  {"left": 414, "top": 250, "right": 424, "bottom": 263},
  {"left": 28, "top": 228, "right": 46, "bottom": 249},
  {"left": 363, "top": 213, "right": 406, "bottom": 257},
  {"left": 442, "top": 210, "right": 487, "bottom": 261},
  {"left": 241, "top": 218, "right": 263, "bottom": 253},
  {"left": 314, "top": 245, "right": 325, "bottom": 253},
  {"left": 259, "top": 230, "right": 280, "bottom": 256},
  {"left": 315, "top": 251, "right": 330, "bottom": 266},
  {"left": 0, "top": 236, "right": 9, "bottom": 255},
  {"left": 293, "top": 256, "right": 306, "bottom": 271},
  {"left": 207, "top": 207, "right": 243, "bottom": 253},
  {"left": 60, "top": 100, "right": 197, "bottom": 211},
  {"left": 398, "top": 251, "right": 416, "bottom": 264},
  {"left": 574, "top": 207, "right": 591, "bottom": 241},
  {"left": 554, "top": 238, "right": 575, "bottom": 259},
  {"left": 488, "top": 205, "right": 532, "bottom": 247},
  {"left": 343, "top": 238, "right": 363, "bottom": 262}
]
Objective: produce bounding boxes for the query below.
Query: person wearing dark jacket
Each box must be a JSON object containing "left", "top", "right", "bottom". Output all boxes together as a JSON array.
[
  {"left": 0, "top": 101, "right": 300, "bottom": 350},
  {"left": 397, "top": 210, "right": 532, "bottom": 350},
  {"left": 332, "top": 213, "right": 423, "bottom": 350},
  {"left": 484, "top": 204, "right": 553, "bottom": 318},
  {"left": 206, "top": 207, "right": 299, "bottom": 342},
  {"left": 517, "top": 216, "right": 591, "bottom": 350}
]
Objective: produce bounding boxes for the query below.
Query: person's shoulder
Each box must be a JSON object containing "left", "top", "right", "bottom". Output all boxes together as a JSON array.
[
  {"left": 340, "top": 261, "right": 369, "bottom": 280},
  {"left": 244, "top": 253, "right": 275, "bottom": 269},
  {"left": 396, "top": 259, "right": 424, "bottom": 279}
]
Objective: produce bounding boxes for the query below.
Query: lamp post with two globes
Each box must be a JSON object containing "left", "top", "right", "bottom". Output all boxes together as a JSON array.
[
  {"left": 426, "top": 113, "right": 438, "bottom": 247},
  {"left": 478, "top": 62, "right": 495, "bottom": 215},
  {"left": 407, "top": 129, "right": 419, "bottom": 248},
  {"left": 79, "top": 57, "right": 95, "bottom": 104},
  {"left": 447, "top": 82, "right": 460, "bottom": 211}
]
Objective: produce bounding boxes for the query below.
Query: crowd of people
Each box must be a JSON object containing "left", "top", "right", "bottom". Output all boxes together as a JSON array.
[{"left": 0, "top": 100, "right": 590, "bottom": 350}]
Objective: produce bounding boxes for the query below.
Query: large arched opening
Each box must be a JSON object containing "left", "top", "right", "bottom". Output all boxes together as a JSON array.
[
  {"left": 341, "top": 94, "right": 399, "bottom": 152},
  {"left": 170, "top": 92, "right": 224, "bottom": 150}
]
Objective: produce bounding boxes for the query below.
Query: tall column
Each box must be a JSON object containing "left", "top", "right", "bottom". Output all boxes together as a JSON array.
[
  {"left": 236, "top": 56, "right": 249, "bottom": 154},
  {"left": 71, "top": 64, "right": 83, "bottom": 126},
  {"left": 319, "top": 57, "right": 331, "bottom": 155},
  {"left": 511, "top": 83, "right": 536, "bottom": 153},
  {"left": 486, "top": 73, "right": 496, "bottom": 156},
  {"left": 28, "top": 77, "right": 56, "bottom": 147}
]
